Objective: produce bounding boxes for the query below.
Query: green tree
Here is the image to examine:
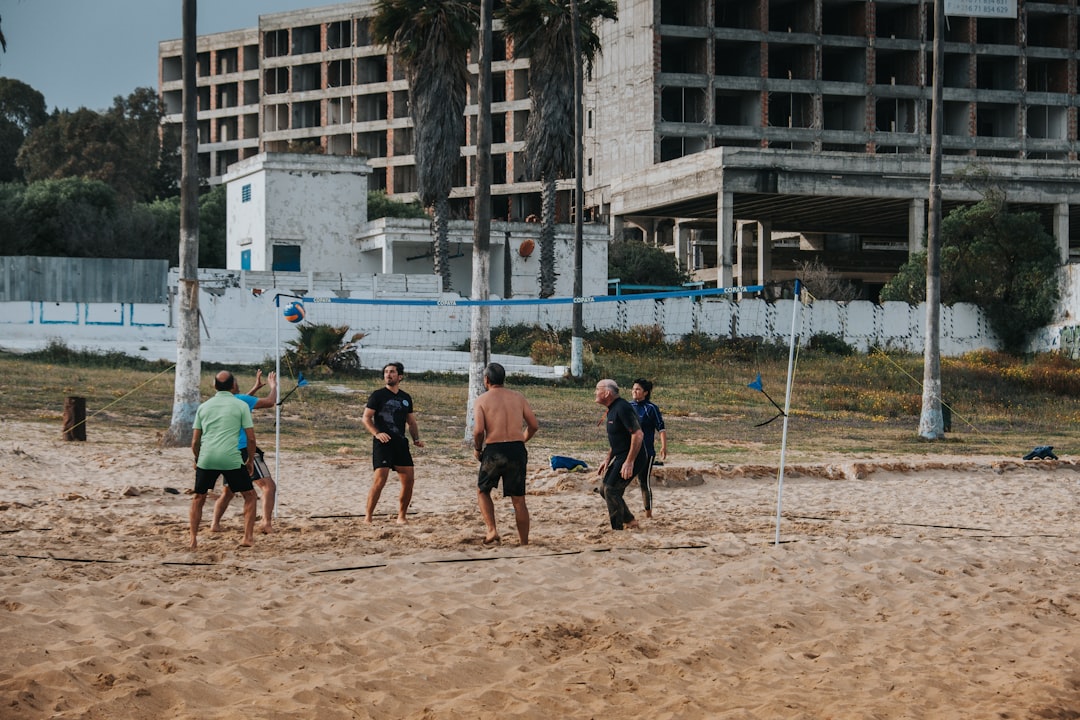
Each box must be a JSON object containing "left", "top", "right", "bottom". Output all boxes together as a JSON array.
[
  {"left": 16, "top": 87, "right": 173, "bottom": 203},
  {"left": 881, "top": 198, "right": 1060, "bottom": 353},
  {"left": 12, "top": 177, "right": 117, "bottom": 256},
  {"left": 198, "top": 184, "right": 227, "bottom": 267},
  {"left": 371, "top": 0, "right": 478, "bottom": 292},
  {"left": 499, "top": 0, "right": 617, "bottom": 298},
  {"left": 608, "top": 240, "right": 689, "bottom": 289},
  {"left": 0, "top": 78, "right": 48, "bottom": 183}
]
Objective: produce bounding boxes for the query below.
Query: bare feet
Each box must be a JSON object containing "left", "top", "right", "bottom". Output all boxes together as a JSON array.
[
  {"left": 645, "top": 510, "right": 653, "bottom": 519},
  {"left": 363, "top": 516, "right": 374, "bottom": 524},
  {"left": 395, "top": 516, "right": 408, "bottom": 525},
  {"left": 209, "top": 524, "right": 223, "bottom": 533},
  {"left": 482, "top": 533, "right": 501, "bottom": 545},
  {"left": 189, "top": 536, "right": 198, "bottom": 550},
  {"left": 259, "top": 523, "right": 273, "bottom": 534},
  {"left": 626, "top": 520, "right": 640, "bottom": 530},
  {"left": 240, "top": 538, "right": 254, "bottom": 547}
]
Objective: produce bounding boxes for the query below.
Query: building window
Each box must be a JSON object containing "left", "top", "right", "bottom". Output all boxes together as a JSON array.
[
  {"left": 241, "top": 184, "right": 252, "bottom": 202},
  {"left": 272, "top": 244, "right": 301, "bottom": 272}
]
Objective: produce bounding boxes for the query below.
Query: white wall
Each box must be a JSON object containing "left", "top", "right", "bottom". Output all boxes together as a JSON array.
[{"left": 0, "top": 277, "right": 1010, "bottom": 370}]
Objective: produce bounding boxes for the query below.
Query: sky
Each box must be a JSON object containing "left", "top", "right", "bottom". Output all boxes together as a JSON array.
[{"left": 0, "top": 0, "right": 318, "bottom": 112}]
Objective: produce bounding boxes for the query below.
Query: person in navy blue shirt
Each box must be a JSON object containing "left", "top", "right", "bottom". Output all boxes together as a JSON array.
[
  {"left": 630, "top": 378, "right": 667, "bottom": 519},
  {"left": 594, "top": 379, "right": 645, "bottom": 530}
]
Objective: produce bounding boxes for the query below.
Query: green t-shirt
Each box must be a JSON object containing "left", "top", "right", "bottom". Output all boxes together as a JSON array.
[{"left": 193, "top": 390, "right": 253, "bottom": 470}]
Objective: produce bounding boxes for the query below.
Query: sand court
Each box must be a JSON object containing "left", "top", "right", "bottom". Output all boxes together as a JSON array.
[{"left": 1, "top": 420, "right": 1078, "bottom": 718}]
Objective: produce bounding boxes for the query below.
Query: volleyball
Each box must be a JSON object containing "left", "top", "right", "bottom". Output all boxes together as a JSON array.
[{"left": 283, "top": 302, "right": 306, "bottom": 323}]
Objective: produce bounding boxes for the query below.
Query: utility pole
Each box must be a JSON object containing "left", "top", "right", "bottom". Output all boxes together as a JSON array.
[
  {"left": 466, "top": 0, "right": 493, "bottom": 440},
  {"left": 162, "top": 0, "right": 202, "bottom": 447},
  {"left": 570, "top": 0, "right": 585, "bottom": 377},
  {"left": 919, "top": 0, "right": 945, "bottom": 439}
]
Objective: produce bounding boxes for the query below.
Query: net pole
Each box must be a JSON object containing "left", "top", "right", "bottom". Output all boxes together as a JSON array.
[
  {"left": 774, "top": 279, "right": 802, "bottom": 545},
  {"left": 273, "top": 294, "right": 282, "bottom": 518}
]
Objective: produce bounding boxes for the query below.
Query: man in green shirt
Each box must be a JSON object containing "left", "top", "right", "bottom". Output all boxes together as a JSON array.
[{"left": 189, "top": 370, "right": 257, "bottom": 550}]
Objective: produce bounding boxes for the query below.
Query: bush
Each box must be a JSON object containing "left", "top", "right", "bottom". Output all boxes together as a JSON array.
[
  {"left": 283, "top": 323, "right": 364, "bottom": 374},
  {"left": 808, "top": 333, "right": 855, "bottom": 356},
  {"left": 368, "top": 190, "right": 427, "bottom": 219},
  {"left": 880, "top": 198, "right": 1060, "bottom": 354},
  {"left": 608, "top": 241, "right": 689, "bottom": 289}
]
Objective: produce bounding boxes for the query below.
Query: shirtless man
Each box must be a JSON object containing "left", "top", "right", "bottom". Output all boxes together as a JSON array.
[{"left": 472, "top": 362, "right": 539, "bottom": 545}]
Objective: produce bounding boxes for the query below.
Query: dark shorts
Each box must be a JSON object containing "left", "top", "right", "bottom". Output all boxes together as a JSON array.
[
  {"left": 194, "top": 465, "right": 254, "bottom": 494},
  {"left": 241, "top": 446, "right": 270, "bottom": 481},
  {"left": 478, "top": 441, "right": 528, "bottom": 497},
  {"left": 372, "top": 435, "right": 414, "bottom": 470}
]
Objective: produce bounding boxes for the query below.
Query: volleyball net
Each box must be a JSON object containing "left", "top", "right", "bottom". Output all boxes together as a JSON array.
[
  {"left": 268, "top": 283, "right": 801, "bottom": 379},
  {"left": 266, "top": 281, "right": 804, "bottom": 543}
]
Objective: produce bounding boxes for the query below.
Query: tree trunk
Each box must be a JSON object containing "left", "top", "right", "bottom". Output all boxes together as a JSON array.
[
  {"left": 919, "top": 0, "right": 944, "bottom": 440},
  {"left": 538, "top": 174, "right": 557, "bottom": 297},
  {"left": 433, "top": 196, "right": 452, "bottom": 292},
  {"left": 161, "top": 0, "right": 202, "bottom": 448},
  {"left": 466, "top": 0, "right": 494, "bottom": 443},
  {"left": 570, "top": 0, "right": 585, "bottom": 377}
]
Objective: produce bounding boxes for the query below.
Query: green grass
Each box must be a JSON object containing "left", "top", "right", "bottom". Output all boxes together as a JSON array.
[{"left": 4, "top": 340, "right": 1080, "bottom": 463}]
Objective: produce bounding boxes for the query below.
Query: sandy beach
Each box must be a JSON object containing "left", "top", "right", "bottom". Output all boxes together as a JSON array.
[{"left": 1, "top": 419, "right": 1078, "bottom": 719}]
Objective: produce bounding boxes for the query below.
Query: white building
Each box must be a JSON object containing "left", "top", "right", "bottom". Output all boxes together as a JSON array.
[
  {"left": 223, "top": 153, "right": 372, "bottom": 274},
  {"left": 222, "top": 153, "right": 610, "bottom": 298}
]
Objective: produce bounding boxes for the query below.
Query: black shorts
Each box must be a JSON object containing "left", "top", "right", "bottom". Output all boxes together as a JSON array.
[
  {"left": 372, "top": 435, "right": 414, "bottom": 470},
  {"left": 194, "top": 465, "right": 254, "bottom": 494},
  {"left": 477, "top": 441, "right": 528, "bottom": 497},
  {"left": 241, "top": 446, "right": 270, "bottom": 481}
]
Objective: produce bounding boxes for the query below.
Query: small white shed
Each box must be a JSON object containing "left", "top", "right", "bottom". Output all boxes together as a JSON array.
[{"left": 223, "top": 153, "right": 371, "bottom": 274}]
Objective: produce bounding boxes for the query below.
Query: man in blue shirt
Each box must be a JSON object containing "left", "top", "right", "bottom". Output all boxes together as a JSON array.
[{"left": 630, "top": 378, "right": 667, "bottom": 519}]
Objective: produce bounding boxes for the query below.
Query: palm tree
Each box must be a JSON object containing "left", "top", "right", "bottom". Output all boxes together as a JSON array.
[
  {"left": 371, "top": 0, "right": 478, "bottom": 293},
  {"left": 499, "top": 0, "right": 616, "bottom": 298}
]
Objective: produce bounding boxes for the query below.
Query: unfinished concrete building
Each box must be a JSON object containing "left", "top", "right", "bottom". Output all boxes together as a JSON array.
[
  {"left": 158, "top": 1, "right": 540, "bottom": 223},
  {"left": 159, "top": 0, "right": 1080, "bottom": 297},
  {"left": 587, "top": 0, "right": 1080, "bottom": 296}
]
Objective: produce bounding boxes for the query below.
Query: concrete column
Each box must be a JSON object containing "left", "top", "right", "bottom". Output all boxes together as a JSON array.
[
  {"left": 649, "top": 220, "right": 663, "bottom": 247},
  {"left": 718, "top": 191, "right": 735, "bottom": 288},
  {"left": 737, "top": 221, "right": 758, "bottom": 287},
  {"left": 674, "top": 221, "right": 690, "bottom": 272},
  {"left": 1055, "top": 202, "right": 1070, "bottom": 265},
  {"left": 757, "top": 220, "right": 772, "bottom": 285},
  {"left": 610, "top": 214, "right": 624, "bottom": 243},
  {"left": 908, "top": 198, "right": 926, "bottom": 257},
  {"left": 382, "top": 236, "right": 394, "bottom": 274}
]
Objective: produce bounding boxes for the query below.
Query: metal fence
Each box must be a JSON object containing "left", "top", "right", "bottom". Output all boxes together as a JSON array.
[{"left": 0, "top": 256, "right": 168, "bottom": 304}]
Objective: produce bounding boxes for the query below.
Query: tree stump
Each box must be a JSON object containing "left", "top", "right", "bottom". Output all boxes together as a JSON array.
[{"left": 63, "top": 396, "right": 87, "bottom": 441}]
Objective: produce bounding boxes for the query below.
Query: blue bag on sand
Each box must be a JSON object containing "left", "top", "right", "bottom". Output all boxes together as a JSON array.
[{"left": 550, "top": 455, "right": 589, "bottom": 471}]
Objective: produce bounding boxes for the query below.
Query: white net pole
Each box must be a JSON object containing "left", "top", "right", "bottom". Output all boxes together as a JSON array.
[
  {"left": 774, "top": 279, "right": 803, "bottom": 545},
  {"left": 273, "top": 294, "right": 282, "bottom": 518}
]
